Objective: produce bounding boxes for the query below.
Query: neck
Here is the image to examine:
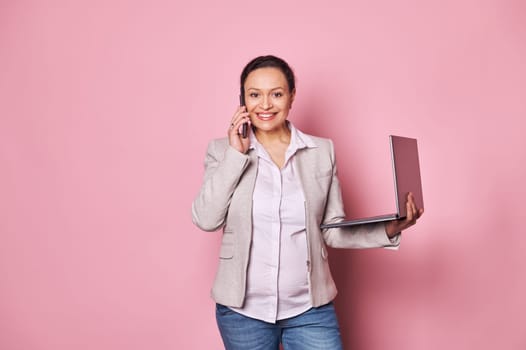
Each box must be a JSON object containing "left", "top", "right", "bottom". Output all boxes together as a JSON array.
[{"left": 254, "top": 123, "right": 291, "bottom": 146}]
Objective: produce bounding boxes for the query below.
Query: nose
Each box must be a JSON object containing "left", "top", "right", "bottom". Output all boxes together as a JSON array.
[{"left": 261, "top": 95, "right": 273, "bottom": 109}]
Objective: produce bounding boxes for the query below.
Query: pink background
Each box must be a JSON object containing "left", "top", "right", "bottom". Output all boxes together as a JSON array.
[{"left": 1, "top": 0, "right": 525, "bottom": 349}]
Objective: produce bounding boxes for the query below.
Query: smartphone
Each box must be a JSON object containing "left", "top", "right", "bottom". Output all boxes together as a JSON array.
[{"left": 239, "top": 90, "right": 248, "bottom": 138}]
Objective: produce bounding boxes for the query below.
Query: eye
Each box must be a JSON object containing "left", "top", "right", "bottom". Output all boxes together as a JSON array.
[
  {"left": 273, "top": 92, "right": 283, "bottom": 98},
  {"left": 249, "top": 92, "right": 259, "bottom": 98}
]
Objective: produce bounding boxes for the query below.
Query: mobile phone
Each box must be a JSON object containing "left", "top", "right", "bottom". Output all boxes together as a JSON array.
[{"left": 239, "top": 91, "right": 248, "bottom": 138}]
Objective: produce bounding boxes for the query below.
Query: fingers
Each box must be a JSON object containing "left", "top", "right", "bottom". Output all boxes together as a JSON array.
[
  {"left": 228, "top": 106, "right": 251, "bottom": 153},
  {"left": 404, "top": 193, "right": 413, "bottom": 221},
  {"left": 403, "top": 192, "right": 423, "bottom": 228},
  {"left": 229, "top": 106, "right": 249, "bottom": 135},
  {"left": 409, "top": 192, "right": 420, "bottom": 214},
  {"left": 389, "top": 193, "right": 423, "bottom": 236}
]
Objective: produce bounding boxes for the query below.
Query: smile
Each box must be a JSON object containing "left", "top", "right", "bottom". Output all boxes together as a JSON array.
[{"left": 256, "top": 113, "right": 277, "bottom": 121}]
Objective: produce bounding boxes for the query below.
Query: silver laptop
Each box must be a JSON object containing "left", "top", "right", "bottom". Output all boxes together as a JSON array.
[{"left": 320, "top": 135, "right": 424, "bottom": 229}]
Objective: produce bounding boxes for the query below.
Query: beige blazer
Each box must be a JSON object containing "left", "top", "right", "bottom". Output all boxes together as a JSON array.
[{"left": 192, "top": 135, "right": 400, "bottom": 308}]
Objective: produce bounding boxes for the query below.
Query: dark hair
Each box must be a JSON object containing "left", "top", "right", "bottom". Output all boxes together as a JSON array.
[{"left": 240, "top": 55, "right": 296, "bottom": 95}]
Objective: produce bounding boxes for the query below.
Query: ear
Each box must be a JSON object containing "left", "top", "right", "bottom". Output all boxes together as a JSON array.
[{"left": 289, "top": 88, "right": 296, "bottom": 108}]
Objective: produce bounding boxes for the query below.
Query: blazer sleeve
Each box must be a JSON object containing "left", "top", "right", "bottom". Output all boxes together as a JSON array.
[
  {"left": 321, "top": 140, "right": 401, "bottom": 249},
  {"left": 191, "top": 139, "right": 250, "bottom": 232}
]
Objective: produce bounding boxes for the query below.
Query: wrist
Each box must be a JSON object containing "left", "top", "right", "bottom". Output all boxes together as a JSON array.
[{"left": 384, "top": 222, "right": 399, "bottom": 238}]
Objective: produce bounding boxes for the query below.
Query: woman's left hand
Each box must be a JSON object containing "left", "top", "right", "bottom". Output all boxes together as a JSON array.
[{"left": 385, "top": 192, "right": 424, "bottom": 238}]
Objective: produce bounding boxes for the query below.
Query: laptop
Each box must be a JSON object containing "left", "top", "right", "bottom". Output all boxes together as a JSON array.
[{"left": 320, "top": 135, "right": 424, "bottom": 229}]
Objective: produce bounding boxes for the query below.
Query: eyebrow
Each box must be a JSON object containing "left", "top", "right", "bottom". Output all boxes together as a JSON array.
[{"left": 246, "top": 87, "right": 285, "bottom": 91}]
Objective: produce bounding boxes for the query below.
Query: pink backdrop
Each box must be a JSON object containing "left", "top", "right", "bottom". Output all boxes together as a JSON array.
[{"left": 1, "top": 0, "right": 525, "bottom": 349}]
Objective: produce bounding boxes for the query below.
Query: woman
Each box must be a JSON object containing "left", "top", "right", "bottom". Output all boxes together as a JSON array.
[{"left": 192, "top": 55, "right": 423, "bottom": 350}]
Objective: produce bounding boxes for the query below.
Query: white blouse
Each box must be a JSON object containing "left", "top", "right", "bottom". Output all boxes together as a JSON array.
[{"left": 229, "top": 123, "right": 317, "bottom": 323}]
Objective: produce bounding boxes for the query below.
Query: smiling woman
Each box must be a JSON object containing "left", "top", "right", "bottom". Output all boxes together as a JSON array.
[
  {"left": 242, "top": 66, "right": 295, "bottom": 168},
  {"left": 191, "top": 55, "right": 423, "bottom": 350},
  {"left": 245, "top": 67, "right": 292, "bottom": 130}
]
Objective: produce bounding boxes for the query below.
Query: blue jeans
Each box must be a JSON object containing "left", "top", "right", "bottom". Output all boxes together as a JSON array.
[{"left": 216, "top": 303, "right": 343, "bottom": 350}]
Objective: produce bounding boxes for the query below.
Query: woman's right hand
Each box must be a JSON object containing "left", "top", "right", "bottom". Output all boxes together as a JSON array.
[{"left": 228, "top": 106, "right": 251, "bottom": 154}]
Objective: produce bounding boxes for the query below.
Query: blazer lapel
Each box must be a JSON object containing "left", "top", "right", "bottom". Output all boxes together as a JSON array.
[{"left": 293, "top": 147, "right": 321, "bottom": 222}]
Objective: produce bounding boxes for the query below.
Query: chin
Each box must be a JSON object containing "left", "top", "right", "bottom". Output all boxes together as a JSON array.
[{"left": 252, "top": 119, "right": 287, "bottom": 131}]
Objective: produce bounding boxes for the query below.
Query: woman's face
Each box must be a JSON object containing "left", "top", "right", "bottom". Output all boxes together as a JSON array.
[{"left": 243, "top": 67, "right": 295, "bottom": 133}]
